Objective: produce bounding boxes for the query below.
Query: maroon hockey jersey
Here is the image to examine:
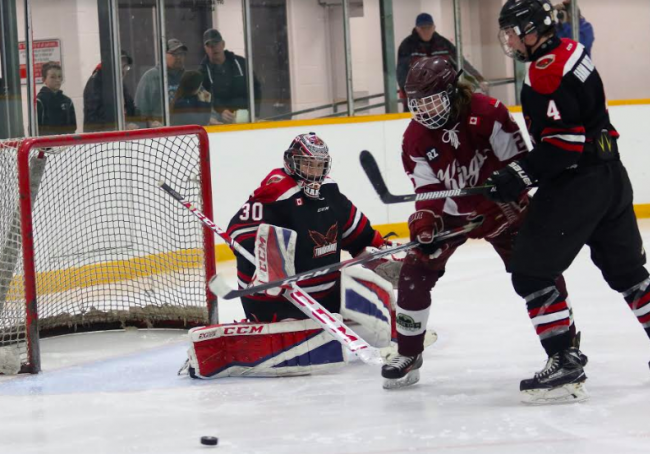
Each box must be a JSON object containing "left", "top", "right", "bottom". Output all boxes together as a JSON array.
[
  {"left": 227, "top": 169, "right": 377, "bottom": 305},
  {"left": 402, "top": 93, "right": 528, "bottom": 220}
]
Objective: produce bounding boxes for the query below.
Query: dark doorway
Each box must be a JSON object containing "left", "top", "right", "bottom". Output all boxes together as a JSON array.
[{"left": 250, "top": 0, "right": 291, "bottom": 120}]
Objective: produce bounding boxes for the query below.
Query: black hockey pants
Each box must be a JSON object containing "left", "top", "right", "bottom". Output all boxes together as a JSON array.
[{"left": 510, "top": 161, "right": 649, "bottom": 354}]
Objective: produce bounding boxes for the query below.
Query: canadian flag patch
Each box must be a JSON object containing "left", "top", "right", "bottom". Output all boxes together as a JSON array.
[
  {"left": 469, "top": 116, "right": 480, "bottom": 126},
  {"left": 296, "top": 198, "right": 303, "bottom": 206}
]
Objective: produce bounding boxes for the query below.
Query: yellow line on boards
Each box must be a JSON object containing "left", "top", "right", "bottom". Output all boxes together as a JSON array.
[
  {"left": 202, "top": 99, "right": 650, "bottom": 134},
  {"left": 9, "top": 204, "right": 648, "bottom": 296}
]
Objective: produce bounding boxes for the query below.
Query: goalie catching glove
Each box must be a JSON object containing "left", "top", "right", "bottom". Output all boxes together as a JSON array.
[{"left": 358, "top": 230, "right": 404, "bottom": 288}]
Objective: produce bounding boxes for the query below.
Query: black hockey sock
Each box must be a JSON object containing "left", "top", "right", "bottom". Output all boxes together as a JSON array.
[
  {"left": 622, "top": 277, "right": 650, "bottom": 338},
  {"left": 513, "top": 274, "right": 573, "bottom": 356}
]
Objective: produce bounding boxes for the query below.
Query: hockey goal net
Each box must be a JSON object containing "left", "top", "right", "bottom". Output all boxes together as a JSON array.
[{"left": 0, "top": 126, "right": 216, "bottom": 374}]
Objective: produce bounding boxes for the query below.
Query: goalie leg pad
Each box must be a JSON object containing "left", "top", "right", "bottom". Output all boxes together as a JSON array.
[
  {"left": 340, "top": 266, "right": 396, "bottom": 348},
  {"left": 186, "top": 319, "right": 346, "bottom": 379}
]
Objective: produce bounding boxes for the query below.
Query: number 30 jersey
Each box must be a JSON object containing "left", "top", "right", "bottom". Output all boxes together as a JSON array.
[{"left": 227, "top": 169, "right": 376, "bottom": 303}]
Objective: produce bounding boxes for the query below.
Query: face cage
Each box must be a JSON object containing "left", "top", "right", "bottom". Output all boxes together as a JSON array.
[
  {"left": 498, "top": 27, "right": 529, "bottom": 62},
  {"left": 408, "top": 91, "right": 452, "bottom": 130},
  {"left": 291, "top": 154, "right": 332, "bottom": 199}
]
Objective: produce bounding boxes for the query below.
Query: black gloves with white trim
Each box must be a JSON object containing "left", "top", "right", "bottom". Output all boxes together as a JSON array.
[{"left": 485, "top": 161, "right": 535, "bottom": 203}]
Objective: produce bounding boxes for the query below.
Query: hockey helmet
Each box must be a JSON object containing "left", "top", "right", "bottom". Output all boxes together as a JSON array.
[
  {"left": 404, "top": 57, "right": 461, "bottom": 130},
  {"left": 498, "top": 0, "right": 556, "bottom": 62},
  {"left": 283, "top": 132, "right": 332, "bottom": 199}
]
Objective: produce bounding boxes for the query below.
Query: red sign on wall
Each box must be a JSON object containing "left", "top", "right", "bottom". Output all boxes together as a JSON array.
[{"left": 19, "top": 39, "right": 62, "bottom": 85}]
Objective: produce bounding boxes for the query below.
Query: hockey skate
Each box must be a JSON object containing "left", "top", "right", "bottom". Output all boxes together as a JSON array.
[
  {"left": 381, "top": 353, "right": 423, "bottom": 389},
  {"left": 380, "top": 329, "right": 438, "bottom": 362},
  {"left": 520, "top": 347, "right": 589, "bottom": 405}
]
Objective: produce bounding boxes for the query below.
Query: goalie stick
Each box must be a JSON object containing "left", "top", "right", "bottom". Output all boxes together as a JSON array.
[
  {"left": 158, "top": 180, "right": 383, "bottom": 366},
  {"left": 214, "top": 220, "right": 481, "bottom": 300},
  {"left": 359, "top": 150, "right": 496, "bottom": 204}
]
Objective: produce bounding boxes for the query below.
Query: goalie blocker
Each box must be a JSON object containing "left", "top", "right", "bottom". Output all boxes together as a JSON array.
[{"left": 185, "top": 267, "right": 396, "bottom": 378}]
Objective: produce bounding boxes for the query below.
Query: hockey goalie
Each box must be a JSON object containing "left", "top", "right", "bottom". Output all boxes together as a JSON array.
[{"left": 183, "top": 133, "right": 434, "bottom": 379}]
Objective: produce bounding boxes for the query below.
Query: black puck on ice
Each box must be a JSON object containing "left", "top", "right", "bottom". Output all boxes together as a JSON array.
[{"left": 200, "top": 436, "right": 218, "bottom": 446}]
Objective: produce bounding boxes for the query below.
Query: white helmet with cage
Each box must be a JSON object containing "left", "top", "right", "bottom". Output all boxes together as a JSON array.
[{"left": 283, "top": 132, "right": 332, "bottom": 199}]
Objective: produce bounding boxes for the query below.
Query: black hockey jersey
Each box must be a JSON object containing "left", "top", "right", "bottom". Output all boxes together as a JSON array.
[
  {"left": 227, "top": 169, "right": 377, "bottom": 305},
  {"left": 520, "top": 37, "right": 619, "bottom": 181}
]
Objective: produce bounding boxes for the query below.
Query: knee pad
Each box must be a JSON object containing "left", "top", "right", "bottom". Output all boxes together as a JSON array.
[
  {"left": 186, "top": 319, "right": 346, "bottom": 379},
  {"left": 512, "top": 273, "right": 555, "bottom": 298},
  {"left": 606, "top": 267, "right": 650, "bottom": 293}
]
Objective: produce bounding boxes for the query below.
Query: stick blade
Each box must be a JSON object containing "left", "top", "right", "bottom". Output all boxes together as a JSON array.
[
  {"left": 208, "top": 274, "right": 238, "bottom": 299},
  {"left": 359, "top": 150, "right": 392, "bottom": 203}
]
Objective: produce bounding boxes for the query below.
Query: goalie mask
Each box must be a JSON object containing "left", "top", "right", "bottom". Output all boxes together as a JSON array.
[
  {"left": 405, "top": 57, "right": 461, "bottom": 130},
  {"left": 284, "top": 133, "right": 332, "bottom": 199},
  {"left": 498, "top": 0, "right": 556, "bottom": 62}
]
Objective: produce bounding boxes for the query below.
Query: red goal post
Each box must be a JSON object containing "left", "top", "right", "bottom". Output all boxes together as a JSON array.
[{"left": 0, "top": 126, "right": 217, "bottom": 374}]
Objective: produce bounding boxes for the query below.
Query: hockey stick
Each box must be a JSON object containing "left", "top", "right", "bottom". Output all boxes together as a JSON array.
[
  {"left": 359, "top": 150, "right": 496, "bottom": 204},
  {"left": 158, "top": 181, "right": 384, "bottom": 365},
  {"left": 214, "top": 220, "right": 481, "bottom": 301}
]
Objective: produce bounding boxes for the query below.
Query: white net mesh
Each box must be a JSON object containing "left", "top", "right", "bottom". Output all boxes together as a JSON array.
[{"left": 0, "top": 129, "right": 214, "bottom": 373}]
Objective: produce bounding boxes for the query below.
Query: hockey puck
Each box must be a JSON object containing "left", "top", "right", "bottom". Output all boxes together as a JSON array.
[{"left": 200, "top": 436, "right": 218, "bottom": 446}]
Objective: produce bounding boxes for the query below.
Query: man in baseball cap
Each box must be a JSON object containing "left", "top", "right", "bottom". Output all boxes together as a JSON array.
[
  {"left": 203, "top": 29, "right": 223, "bottom": 45},
  {"left": 200, "top": 28, "right": 260, "bottom": 124},
  {"left": 135, "top": 37, "right": 188, "bottom": 127}
]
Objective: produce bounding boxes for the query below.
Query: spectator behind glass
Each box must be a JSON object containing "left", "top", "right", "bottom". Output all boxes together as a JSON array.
[
  {"left": 199, "top": 28, "right": 261, "bottom": 124},
  {"left": 135, "top": 38, "right": 187, "bottom": 128},
  {"left": 397, "top": 13, "right": 488, "bottom": 108},
  {"left": 554, "top": 0, "right": 594, "bottom": 56},
  {"left": 170, "top": 70, "right": 212, "bottom": 126},
  {"left": 36, "top": 61, "right": 77, "bottom": 136},
  {"left": 83, "top": 50, "right": 139, "bottom": 132}
]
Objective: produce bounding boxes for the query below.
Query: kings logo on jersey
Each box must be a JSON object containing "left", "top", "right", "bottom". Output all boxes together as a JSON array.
[{"left": 309, "top": 224, "right": 338, "bottom": 258}]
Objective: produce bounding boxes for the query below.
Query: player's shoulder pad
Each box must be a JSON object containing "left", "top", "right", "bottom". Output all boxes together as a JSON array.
[
  {"left": 526, "top": 39, "right": 586, "bottom": 95},
  {"left": 468, "top": 93, "right": 506, "bottom": 117},
  {"left": 402, "top": 120, "right": 430, "bottom": 153},
  {"left": 250, "top": 168, "right": 300, "bottom": 204}
]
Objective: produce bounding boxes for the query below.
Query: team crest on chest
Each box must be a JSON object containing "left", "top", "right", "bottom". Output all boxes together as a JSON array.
[
  {"left": 309, "top": 224, "right": 338, "bottom": 258},
  {"left": 535, "top": 54, "right": 556, "bottom": 70}
]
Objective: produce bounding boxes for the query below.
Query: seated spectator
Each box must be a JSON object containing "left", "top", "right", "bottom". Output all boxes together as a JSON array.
[
  {"left": 83, "top": 50, "right": 138, "bottom": 132},
  {"left": 36, "top": 62, "right": 76, "bottom": 136},
  {"left": 554, "top": 0, "right": 594, "bottom": 56},
  {"left": 135, "top": 38, "right": 187, "bottom": 128},
  {"left": 397, "top": 13, "right": 488, "bottom": 108},
  {"left": 170, "top": 70, "right": 212, "bottom": 126},
  {"left": 199, "top": 28, "right": 261, "bottom": 124}
]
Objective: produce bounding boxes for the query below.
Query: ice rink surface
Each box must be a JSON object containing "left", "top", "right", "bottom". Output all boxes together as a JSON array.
[{"left": 1, "top": 221, "right": 650, "bottom": 454}]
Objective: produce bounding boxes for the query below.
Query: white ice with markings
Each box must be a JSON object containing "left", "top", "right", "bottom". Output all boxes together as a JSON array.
[{"left": 1, "top": 221, "right": 649, "bottom": 454}]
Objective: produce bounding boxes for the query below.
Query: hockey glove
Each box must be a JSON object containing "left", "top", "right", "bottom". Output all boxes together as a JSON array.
[
  {"left": 485, "top": 161, "right": 534, "bottom": 203},
  {"left": 408, "top": 210, "right": 444, "bottom": 255}
]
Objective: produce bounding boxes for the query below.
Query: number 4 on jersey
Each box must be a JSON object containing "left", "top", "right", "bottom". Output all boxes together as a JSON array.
[{"left": 547, "top": 100, "right": 562, "bottom": 121}]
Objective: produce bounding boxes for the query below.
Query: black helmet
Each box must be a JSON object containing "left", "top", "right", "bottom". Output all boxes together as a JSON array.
[
  {"left": 498, "top": 0, "right": 556, "bottom": 62},
  {"left": 404, "top": 57, "right": 462, "bottom": 129}
]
